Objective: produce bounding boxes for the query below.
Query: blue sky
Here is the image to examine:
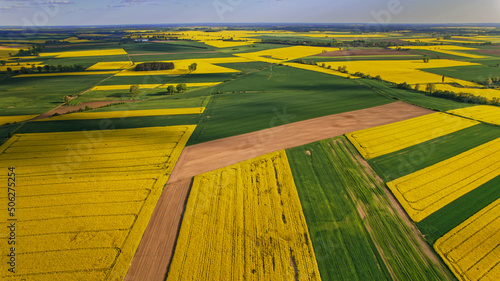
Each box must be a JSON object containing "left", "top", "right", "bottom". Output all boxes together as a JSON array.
[{"left": 0, "top": 0, "right": 499, "bottom": 26}]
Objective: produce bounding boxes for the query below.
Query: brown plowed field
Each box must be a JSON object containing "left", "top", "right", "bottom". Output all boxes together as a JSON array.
[{"left": 125, "top": 101, "right": 434, "bottom": 281}]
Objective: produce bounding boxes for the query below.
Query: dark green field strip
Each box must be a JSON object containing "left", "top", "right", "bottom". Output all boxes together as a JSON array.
[
  {"left": 424, "top": 64, "right": 500, "bottom": 83},
  {"left": 418, "top": 175, "right": 500, "bottom": 244},
  {"left": 287, "top": 137, "right": 451, "bottom": 281},
  {"left": 129, "top": 52, "right": 235, "bottom": 63},
  {"left": 303, "top": 55, "right": 423, "bottom": 62},
  {"left": 0, "top": 74, "right": 114, "bottom": 115},
  {"left": 122, "top": 42, "right": 216, "bottom": 54},
  {"left": 216, "top": 64, "right": 371, "bottom": 92},
  {"left": 369, "top": 123, "right": 500, "bottom": 182},
  {"left": 218, "top": 43, "right": 285, "bottom": 54},
  {"left": 43, "top": 43, "right": 125, "bottom": 53},
  {"left": 91, "top": 96, "right": 208, "bottom": 112},
  {"left": 213, "top": 61, "right": 270, "bottom": 72},
  {"left": 33, "top": 55, "right": 130, "bottom": 68},
  {"left": 186, "top": 65, "right": 394, "bottom": 145},
  {"left": 0, "top": 123, "right": 23, "bottom": 144},
  {"left": 358, "top": 79, "right": 474, "bottom": 111},
  {"left": 101, "top": 73, "right": 237, "bottom": 85},
  {"left": 16, "top": 115, "right": 199, "bottom": 134},
  {"left": 187, "top": 88, "right": 392, "bottom": 145}
]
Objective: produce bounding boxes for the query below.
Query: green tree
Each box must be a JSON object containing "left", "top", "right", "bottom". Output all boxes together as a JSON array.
[
  {"left": 423, "top": 56, "right": 430, "bottom": 63},
  {"left": 486, "top": 78, "right": 493, "bottom": 87},
  {"left": 64, "top": 95, "right": 71, "bottom": 104},
  {"left": 426, "top": 83, "right": 436, "bottom": 93},
  {"left": 130, "top": 85, "right": 140, "bottom": 99},
  {"left": 167, "top": 85, "right": 176, "bottom": 94},
  {"left": 415, "top": 83, "right": 421, "bottom": 91},
  {"left": 6, "top": 67, "right": 12, "bottom": 73},
  {"left": 0, "top": 60, "right": 5, "bottom": 66},
  {"left": 176, "top": 83, "right": 187, "bottom": 93},
  {"left": 44, "top": 65, "right": 51, "bottom": 72},
  {"left": 37, "top": 66, "right": 43, "bottom": 73},
  {"left": 188, "top": 63, "right": 197, "bottom": 72}
]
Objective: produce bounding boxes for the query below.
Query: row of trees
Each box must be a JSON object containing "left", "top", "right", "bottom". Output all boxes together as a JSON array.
[
  {"left": 129, "top": 83, "right": 188, "bottom": 99},
  {"left": 5, "top": 64, "right": 85, "bottom": 75},
  {"left": 134, "top": 62, "right": 175, "bottom": 71},
  {"left": 13, "top": 44, "right": 45, "bottom": 57}
]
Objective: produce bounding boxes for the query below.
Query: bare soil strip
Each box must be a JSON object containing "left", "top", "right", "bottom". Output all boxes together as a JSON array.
[
  {"left": 125, "top": 101, "right": 433, "bottom": 281},
  {"left": 33, "top": 101, "right": 134, "bottom": 121}
]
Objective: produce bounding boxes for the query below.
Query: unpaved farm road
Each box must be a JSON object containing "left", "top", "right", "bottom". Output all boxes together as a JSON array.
[{"left": 125, "top": 101, "right": 433, "bottom": 281}]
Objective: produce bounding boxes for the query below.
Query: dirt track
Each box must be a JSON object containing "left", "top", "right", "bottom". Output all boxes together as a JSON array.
[
  {"left": 125, "top": 101, "right": 433, "bottom": 281},
  {"left": 32, "top": 101, "right": 134, "bottom": 121}
]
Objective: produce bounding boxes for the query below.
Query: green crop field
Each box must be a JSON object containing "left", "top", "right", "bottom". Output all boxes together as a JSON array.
[
  {"left": 369, "top": 123, "right": 500, "bottom": 182},
  {"left": 358, "top": 79, "right": 475, "bottom": 111},
  {"left": 418, "top": 175, "right": 500, "bottom": 244},
  {"left": 286, "top": 137, "right": 452, "bottom": 280},
  {"left": 424, "top": 64, "right": 500, "bottom": 83},
  {"left": 0, "top": 74, "right": 115, "bottom": 115},
  {"left": 188, "top": 67, "right": 394, "bottom": 145},
  {"left": 16, "top": 114, "right": 199, "bottom": 134}
]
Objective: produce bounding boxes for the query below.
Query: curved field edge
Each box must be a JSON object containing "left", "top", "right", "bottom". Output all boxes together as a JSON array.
[
  {"left": 286, "top": 136, "right": 454, "bottom": 280},
  {"left": 166, "top": 150, "right": 321, "bottom": 280}
]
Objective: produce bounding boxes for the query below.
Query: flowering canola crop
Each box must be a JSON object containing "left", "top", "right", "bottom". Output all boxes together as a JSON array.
[
  {"left": 0, "top": 115, "right": 38, "bottom": 126},
  {"left": 167, "top": 150, "right": 321, "bottom": 281},
  {"left": 435, "top": 198, "right": 500, "bottom": 281},
  {"left": 36, "top": 108, "right": 205, "bottom": 122},
  {"left": 387, "top": 137, "right": 500, "bottom": 222},
  {"left": 346, "top": 112, "right": 479, "bottom": 160},
  {"left": 0, "top": 125, "right": 195, "bottom": 280},
  {"left": 449, "top": 105, "right": 500, "bottom": 126}
]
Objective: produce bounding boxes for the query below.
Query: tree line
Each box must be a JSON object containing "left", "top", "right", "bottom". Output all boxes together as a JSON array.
[
  {"left": 4, "top": 64, "right": 85, "bottom": 75},
  {"left": 135, "top": 62, "right": 175, "bottom": 71}
]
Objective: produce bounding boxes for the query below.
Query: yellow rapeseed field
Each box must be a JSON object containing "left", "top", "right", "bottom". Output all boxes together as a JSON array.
[
  {"left": 36, "top": 108, "right": 205, "bottom": 121},
  {"left": 449, "top": 105, "right": 500, "bottom": 126},
  {"left": 0, "top": 125, "right": 195, "bottom": 280},
  {"left": 283, "top": 62, "right": 358, "bottom": 78},
  {"left": 0, "top": 115, "right": 38, "bottom": 126},
  {"left": 435, "top": 198, "right": 500, "bottom": 281},
  {"left": 86, "top": 61, "right": 133, "bottom": 70},
  {"left": 434, "top": 84, "right": 500, "bottom": 100},
  {"left": 39, "top": 49, "right": 128, "bottom": 58},
  {"left": 236, "top": 46, "right": 340, "bottom": 63},
  {"left": 167, "top": 150, "right": 321, "bottom": 281},
  {"left": 387, "top": 137, "right": 500, "bottom": 222},
  {"left": 91, "top": 82, "right": 221, "bottom": 91},
  {"left": 115, "top": 60, "right": 240, "bottom": 76},
  {"left": 389, "top": 45, "right": 486, "bottom": 58},
  {"left": 346, "top": 112, "right": 479, "bottom": 160},
  {"left": 202, "top": 40, "right": 258, "bottom": 48},
  {"left": 320, "top": 59, "right": 482, "bottom": 86}
]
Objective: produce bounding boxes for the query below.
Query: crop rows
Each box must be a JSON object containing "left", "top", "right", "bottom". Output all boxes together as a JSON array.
[
  {"left": 346, "top": 112, "right": 479, "bottom": 159},
  {"left": 36, "top": 108, "right": 205, "bottom": 122},
  {"left": 387, "top": 137, "right": 500, "bottom": 222},
  {"left": 167, "top": 150, "right": 321, "bottom": 281},
  {"left": 435, "top": 198, "right": 500, "bottom": 281},
  {"left": 449, "top": 105, "right": 500, "bottom": 126},
  {"left": 0, "top": 125, "right": 194, "bottom": 280}
]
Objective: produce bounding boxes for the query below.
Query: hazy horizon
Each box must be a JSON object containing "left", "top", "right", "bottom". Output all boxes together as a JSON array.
[{"left": 0, "top": 0, "right": 499, "bottom": 27}]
